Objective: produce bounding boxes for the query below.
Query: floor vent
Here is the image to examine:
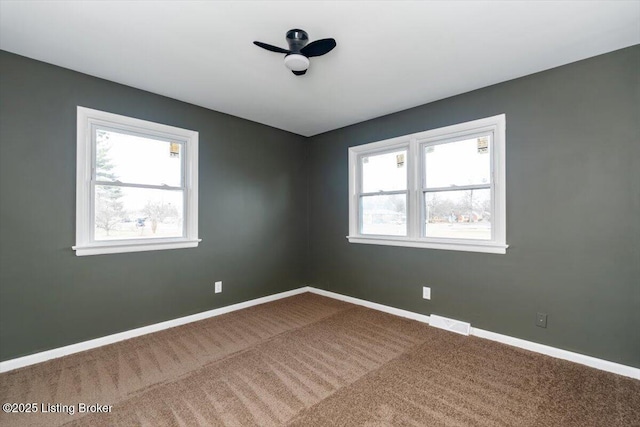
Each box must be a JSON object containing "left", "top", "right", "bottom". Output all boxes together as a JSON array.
[{"left": 429, "top": 314, "right": 471, "bottom": 336}]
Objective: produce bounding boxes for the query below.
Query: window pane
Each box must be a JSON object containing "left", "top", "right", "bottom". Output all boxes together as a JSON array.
[
  {"left": 362, "top": 149, "right": 407, "bottom": 193},
  {"left": 424, "top": 189, "right": 491, "bottom": 240},
  {"left": 424, "top": 136, "right": 491, "bottom": 188},
  {"left": 96, "top": 128, "right": 182, "bottom": 187},
  {"left": 95, "top": 186, "right": 183, "bottom": 240},
  {"left": 360, "top": 194, "right": 406, "bottom": 236}
]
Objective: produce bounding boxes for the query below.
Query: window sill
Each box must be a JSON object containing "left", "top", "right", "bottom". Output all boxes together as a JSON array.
[
  {"left": 346, "top": 235, "right": 507, "bottom": 254},
  {"left": 72, "top": 239, "right": 201, "bottom": 256}
]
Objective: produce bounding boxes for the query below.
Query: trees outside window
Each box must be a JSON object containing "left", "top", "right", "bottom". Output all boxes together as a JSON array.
[
  {"left": 348, "top": 114, "right": 506, "bottom": 254},
  {"left": 74, "top": 107, "right": 199, "bottom": 256}
]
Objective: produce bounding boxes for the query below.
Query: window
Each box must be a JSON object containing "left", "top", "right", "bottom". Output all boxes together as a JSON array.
[
  {"left": 74, "top": 107, "right": 200, "bottom": 256},
  {"left": 348, "top": 114, "right": 507, "bottom": 254}
]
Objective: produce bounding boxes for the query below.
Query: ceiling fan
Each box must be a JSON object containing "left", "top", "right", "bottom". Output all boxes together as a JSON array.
[{"left": 253, "top": 29, "right": 337, "bottom": 76}]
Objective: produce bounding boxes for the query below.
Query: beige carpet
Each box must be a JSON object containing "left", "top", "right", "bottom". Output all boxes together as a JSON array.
[{"left": 0, "top": 293, "right": 638, "bottom": 426}]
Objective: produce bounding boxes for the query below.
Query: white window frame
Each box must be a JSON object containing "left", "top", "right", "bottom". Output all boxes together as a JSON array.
[
  {"left": 73, "top": 106, "right": 200, "bottom": 256},
  {"left": 348, "top": 114, "right": 507, "bottom": 254},
  {"left": 357, "top": 143, "right": 410, "bottom": 236}
]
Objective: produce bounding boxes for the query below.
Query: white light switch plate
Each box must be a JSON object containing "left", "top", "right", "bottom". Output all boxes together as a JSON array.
[
  {"left": 215, "top": 281, "right": 222, "bottom": 293},
  {"left": 423, "top": 286, "right": 431, "bottom": 300}
]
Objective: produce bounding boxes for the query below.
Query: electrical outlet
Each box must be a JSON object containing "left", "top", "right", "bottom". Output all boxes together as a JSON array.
[
  {"left": 422, "top": 286, "right": 431, "bottom": 300},
  {"left": 536, "top": 312, "right": 547, "bottom": 328},
  {"left": 215, "top": 281, "right": 222, "bottom": 294}
]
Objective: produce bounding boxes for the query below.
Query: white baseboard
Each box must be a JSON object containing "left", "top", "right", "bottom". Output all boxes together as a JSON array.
[
  {"left": 2, "top": 285, "right": 638, "bottom": 381},
  {"left": 308, "top": 288, "right": 431, "bottom": 324},
  {"left": 470, "top": 327, "right": 640, "bottom": 380},
  {"left": 308, "top": 288, "right": 639, "bottom": 380},
  {"left": 0, "top": 287, "right": 310, "bottom": 373}
]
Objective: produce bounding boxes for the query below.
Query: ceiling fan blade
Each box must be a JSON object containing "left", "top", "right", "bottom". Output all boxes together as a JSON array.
[
  {"left": 300, "top": 38, "right": 336, "bottom": 57},
  {"left": 253, "top": 41, "right": 291, "bottom": 54}
]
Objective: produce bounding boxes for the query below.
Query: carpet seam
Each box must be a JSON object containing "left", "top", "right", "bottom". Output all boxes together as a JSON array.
[
  {"left": 284, "top": 331, "right": 431, "bottom": 425},
  {"left": 60, "top": 297, "right": 358, "bottom": 425}
]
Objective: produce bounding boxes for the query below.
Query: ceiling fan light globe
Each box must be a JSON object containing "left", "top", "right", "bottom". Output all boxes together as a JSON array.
[{"left": 284, "top": 54, "right": 309, "bottom": 72}]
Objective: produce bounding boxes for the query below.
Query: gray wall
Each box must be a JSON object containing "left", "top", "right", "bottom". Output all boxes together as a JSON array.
[
  {"left": 2, "top": 46, "right": 638, "bottom": 368},
  {"left": 0, "top": 51, "right": 308, "bottom": 361},
  {"left": 307, "top": 45, "right": 640, "bottom": 368}
]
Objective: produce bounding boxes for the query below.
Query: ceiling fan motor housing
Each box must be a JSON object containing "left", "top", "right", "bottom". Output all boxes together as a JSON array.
[{"left": 286, "top": 29, "right": 309, "bottom": 52}]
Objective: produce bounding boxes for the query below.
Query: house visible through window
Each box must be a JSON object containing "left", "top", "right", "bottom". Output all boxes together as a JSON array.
[
  {"left": 423, "top": 134, "right": 492, "bottom": 240},
  {"left": 348, "top": 114, "right": 507, "bottom": 254},
  {"left": 74, "top": 107, "right": 200, "bottom": 256}
]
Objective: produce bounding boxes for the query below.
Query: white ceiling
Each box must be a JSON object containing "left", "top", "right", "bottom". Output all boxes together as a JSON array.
[{"left": 1, "top": 1, "right": 638, "bottom": 137}]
